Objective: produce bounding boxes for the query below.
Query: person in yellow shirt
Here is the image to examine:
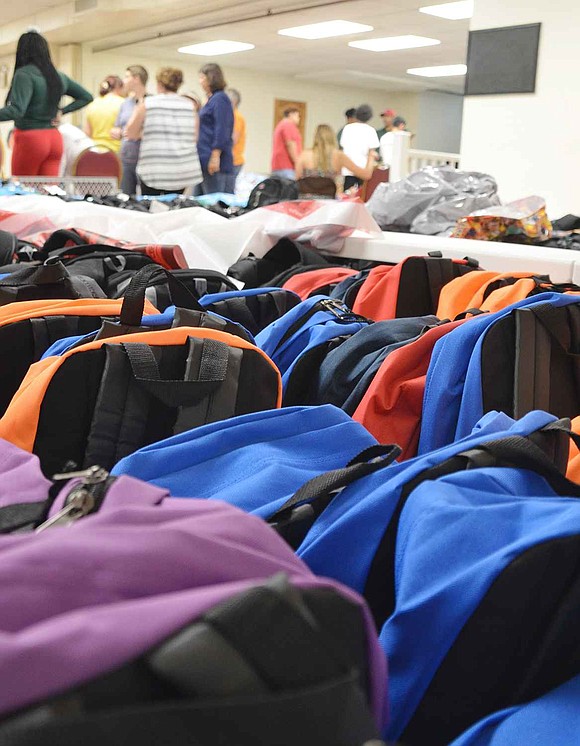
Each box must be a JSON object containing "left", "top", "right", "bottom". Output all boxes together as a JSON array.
[
  {"left": 83, "top": 75, "right": 124, "bottom": 153},
  {"left": 227, "top": 88, "right": 246, "bottom": 193}
]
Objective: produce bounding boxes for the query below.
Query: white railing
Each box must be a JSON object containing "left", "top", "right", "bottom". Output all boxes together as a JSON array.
[{"left": 389, "top": 131, "right": 461, "bottom": 182}]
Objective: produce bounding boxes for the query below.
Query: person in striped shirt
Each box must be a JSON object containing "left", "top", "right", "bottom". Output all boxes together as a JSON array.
[{"left": 126, "top": 67, "right": 202, "bottom": 196}]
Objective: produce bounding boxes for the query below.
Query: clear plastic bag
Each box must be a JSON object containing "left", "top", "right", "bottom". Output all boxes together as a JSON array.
[{"left": 452, "top": 196, "right": 553, "bottom": 242}]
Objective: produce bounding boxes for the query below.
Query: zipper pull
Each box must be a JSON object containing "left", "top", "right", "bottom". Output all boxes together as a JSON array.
[
  {"left": 36, "top": 488, "right": 96, "bottom": 533},
  {"left": 52, "top": 465, "right": 108, "bottom": 483}
]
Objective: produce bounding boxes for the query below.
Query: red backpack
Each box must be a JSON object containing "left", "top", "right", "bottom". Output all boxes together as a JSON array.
[
  {"left": 283, "top": 266, "right": 359, "bottom": 300},
  {"left": 351, "top": 256, "right": 480, "bottom": 321}
]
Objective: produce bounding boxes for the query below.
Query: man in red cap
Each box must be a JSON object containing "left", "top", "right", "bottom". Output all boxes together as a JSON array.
[{"left": 377, "top": 108, "right": 395, "bottom": 141}]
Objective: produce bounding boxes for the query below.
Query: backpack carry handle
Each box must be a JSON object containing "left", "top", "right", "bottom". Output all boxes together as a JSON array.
[
  {"left": 122, "top": 340, "right": 228, "bottom": 407},
  {"left": 0, "top": 258, "right": 71, "bottom": 286},
  {"left": 269, "top": 444, "right": 401, "bottom": 549},
  {"left": 46, "top": 243, "right": 144, "bottom": 261},
  {"left": 41, "top": 229, "right": 87, "bottom": 254},
  {"left": 120, "top": 264, "right": 205, "bottom": 326},
  {"left": 403, "top": 421, "right": 580, "bottom": 500}
]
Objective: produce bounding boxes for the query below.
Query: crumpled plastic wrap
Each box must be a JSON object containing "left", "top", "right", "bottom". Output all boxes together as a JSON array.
[{"left": 366, "top": 167, "right": 500, "bottom": 235}]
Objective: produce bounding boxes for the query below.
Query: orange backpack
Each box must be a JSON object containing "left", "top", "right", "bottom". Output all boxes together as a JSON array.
[
  {"left": 0, "top": 297, "right": 159, "bottom": 417},
  {"left": 0, "top": 327, "right": 281, "bottom": 475},
  {"left": 437, "top": 272, "right": 580, "bottom": 319}
]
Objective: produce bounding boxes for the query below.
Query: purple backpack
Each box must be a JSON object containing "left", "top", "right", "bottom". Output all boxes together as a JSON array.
[{"left": 0, "top": 441, "right": 386, "bottom": 745}]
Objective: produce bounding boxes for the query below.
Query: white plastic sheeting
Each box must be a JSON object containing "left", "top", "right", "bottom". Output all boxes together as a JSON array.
[{"left": 0, "top": 196, "right": 382, "bottom": 271}]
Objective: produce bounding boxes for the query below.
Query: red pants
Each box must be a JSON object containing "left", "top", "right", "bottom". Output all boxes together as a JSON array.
[{"left": 12, "top": 128, "right": 63, "bottom": 177}]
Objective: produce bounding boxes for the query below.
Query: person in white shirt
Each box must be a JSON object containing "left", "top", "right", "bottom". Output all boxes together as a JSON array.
[
  {"left": 339, "top": 104, "right": 379, "bottom": 190},
  {"left": 379, "top": 116, "right": 407, "bottom": 169}
]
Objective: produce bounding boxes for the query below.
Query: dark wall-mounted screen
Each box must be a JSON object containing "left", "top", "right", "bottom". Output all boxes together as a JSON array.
[{"left": 465, "top": 23, "right": 541, "bottom": 96}]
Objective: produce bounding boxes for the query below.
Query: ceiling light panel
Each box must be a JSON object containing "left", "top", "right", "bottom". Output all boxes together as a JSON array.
[
  {"left": 349, "top": 35, "right": 441, "bottom": 52},
  {"left": 278, "top": 20, "right": 373, "bottom": 40},
  {"left": 419, "top": 0, "right": 474, "bottom": 20},
  {"left": 178, "top": 40, "right": 255, "bottom": 56},
  {"left": 407, "top": 64, "right": 467, "bottom": 77}
]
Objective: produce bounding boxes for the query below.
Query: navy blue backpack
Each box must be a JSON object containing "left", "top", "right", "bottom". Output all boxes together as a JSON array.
[
  {"left": 269, "top": 411, "right": 580, "bottom": 744},
  {"left": 284, "top": 315, "right": 441, "bottom": 410},
  {"left": 255, "top": 296, "right": 372, "bottom": 390}
]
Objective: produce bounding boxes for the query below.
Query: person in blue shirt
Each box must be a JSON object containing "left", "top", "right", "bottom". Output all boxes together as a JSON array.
[{"left": 196, "top": 63, "right": 234, "bottom": 195}]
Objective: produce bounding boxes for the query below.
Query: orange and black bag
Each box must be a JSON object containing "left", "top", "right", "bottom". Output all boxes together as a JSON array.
[
  {"left": 0, "top": 326, "right": 281, "bottom": 476},
  {"left": 437, "top": 271, "right": 580, "bottom": 319}
]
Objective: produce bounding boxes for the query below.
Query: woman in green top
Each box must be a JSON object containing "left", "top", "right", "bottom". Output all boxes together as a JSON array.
[{"left": 0, "top": 31, "right": 92, "bottom": 177}]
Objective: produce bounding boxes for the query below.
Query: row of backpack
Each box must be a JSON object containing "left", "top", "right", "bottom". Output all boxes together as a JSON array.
[
  {"left": 0, "top": 220, "right": 579, "bottom": 743},
  {"left": 0, "top": 231, "right": 386, "bottom": 743}
]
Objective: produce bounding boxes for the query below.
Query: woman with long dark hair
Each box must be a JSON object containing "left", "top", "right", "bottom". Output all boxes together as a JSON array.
[{"left": 0, "top": 30, "right": 92, "bottom": 176}]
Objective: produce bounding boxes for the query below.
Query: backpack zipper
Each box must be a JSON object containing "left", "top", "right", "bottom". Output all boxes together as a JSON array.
[
  {"left": 36, "top": 466, "right": 112, "bottom": 532},
  {"left": 275, "top": 298, "right": 368, "bottom": 350}
]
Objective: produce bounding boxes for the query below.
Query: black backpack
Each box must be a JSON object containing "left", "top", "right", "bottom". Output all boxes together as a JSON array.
[
  {"left": 228, "top": 238, "right": 329, "bottom": 289},
  {"left": 245, "top": 177, "right": 299, "bottom": 211},
  {"left": 0, "top": 260, "right": 105, "bottom": 305}
]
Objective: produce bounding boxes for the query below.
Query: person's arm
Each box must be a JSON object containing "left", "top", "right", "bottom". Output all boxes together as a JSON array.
[
  {"left": 111, "top": 105, "right": 124, "bottom": 140},
  {"left": 60, "top": 75, "right": 93, "bottom": 116},
  {"left": 295, "top": 152, "right": 306, "bottom": 179},
  {"left": 338, "top": 150, "right": 376, "bottom": 181},
  {"left": 0, "top": 70, "right": 33, "bottom": 122},
  {"left": 208, "top": 95, "right": 234, "bottom": 174},
  {"left": 286, "top": 139, "right": 299, "bottom": 167},
  {"left": 83, "top": 118, "right": 92, "bottom": 138},
  {"left": 124, "top": 101, "right": 146, "bottom": 141},
  {"left": 232, "top": 116, "right": 240, "bottom": 146}
]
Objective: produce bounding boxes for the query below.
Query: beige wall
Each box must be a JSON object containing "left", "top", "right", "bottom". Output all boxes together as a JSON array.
[{"left": 81, "top": 48, "right": 420, "bottom": 173}]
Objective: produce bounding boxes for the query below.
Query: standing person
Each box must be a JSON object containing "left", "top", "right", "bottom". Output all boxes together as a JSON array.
[
  {"left": 271, "top": 107, "right": 302, "bottom": 180},
  {"left": 339, "top": 104, "right": 380, "bottom": 190},
  {"left": 0, "top": 30, "right": 92, "bottom": 177},
  {"left": 295, "top": 124, "right": 376, "bottom": 185},
  {"left": 379, "top": 116, "right": 408, "bottom": 168},
  {"left": 111, "top": 65, "right": 148, "bottom": 195},
  {"left": 126, "top": 67, "right": 201, "bottom": 196},
  {"left": 376, "top": 108, "right": 395, "bottom": 141},
  {"left": 337, "top": 108, "right": 357, "bottom": 151},
  {"left": 197, "top": 63, "right": 234, "bottom": 194},
  {"left": 227, "top": 88, "right": 246, "bottom": 193},
  {"left": 83, "top": 76, "right": 124, "bottom": 152}
]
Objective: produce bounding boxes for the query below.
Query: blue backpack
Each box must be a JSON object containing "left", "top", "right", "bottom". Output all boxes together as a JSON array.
[
  {"left": 270, "top": 411, "right": 580, "bottom": 743},
  {"left": 112, "top": 405, "right": 378, "bottom": 519},
  {"left": 419, "top": 293, "right": 580, "bottom": 454},
  {"left": 449, "top": 673, "right": 580, "bottom": 746},
  {"left": 255, "top": 296, "right": 372, "bottom": 389}
]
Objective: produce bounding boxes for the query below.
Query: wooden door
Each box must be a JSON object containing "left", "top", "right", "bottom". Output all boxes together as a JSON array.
[{"left": 274, "top": 99, "right": 306, "bottom": 143}]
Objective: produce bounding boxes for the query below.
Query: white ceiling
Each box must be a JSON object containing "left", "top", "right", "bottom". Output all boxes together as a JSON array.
[
  {"left": 1, "top": 0, "right": 470, "bottom": 93},
  {"left": 0, "top": 0, "right": 65, "bottom": 25}
]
